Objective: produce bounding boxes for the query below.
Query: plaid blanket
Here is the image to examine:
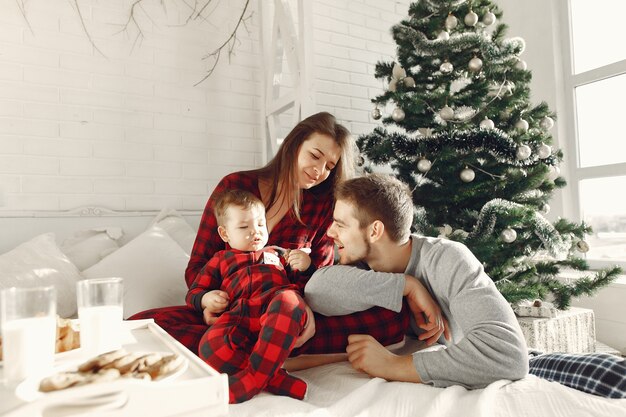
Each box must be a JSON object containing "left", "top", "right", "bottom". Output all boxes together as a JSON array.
[{"left": 529, "top": 352, "right": 626, "bottom": 399}]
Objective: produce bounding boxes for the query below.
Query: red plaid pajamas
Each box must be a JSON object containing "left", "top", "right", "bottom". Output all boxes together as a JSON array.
[
  {"left": 188, "top": 248, "right": 308, "bottom": 403},
  {"left": 129, "top": 171, "right": 409, "bottom": 383}
]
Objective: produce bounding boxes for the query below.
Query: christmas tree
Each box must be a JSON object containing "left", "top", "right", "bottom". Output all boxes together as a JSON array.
[{"left": 359, "top": 0, "right": 622, "bottom": 309}]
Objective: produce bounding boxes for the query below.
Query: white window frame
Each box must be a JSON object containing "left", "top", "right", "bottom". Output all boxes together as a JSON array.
[{"left": 558, "top": 0, "right": 626, "bottom": 270}]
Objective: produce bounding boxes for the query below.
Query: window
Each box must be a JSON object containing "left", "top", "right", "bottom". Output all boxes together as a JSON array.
[{"left": 562, "top": 0, "right": 626, "bottom": 268}]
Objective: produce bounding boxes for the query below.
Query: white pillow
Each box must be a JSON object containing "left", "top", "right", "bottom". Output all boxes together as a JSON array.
[
  {"left": 60, "top": 227, "right": 124, "bottom": 271},
  {"left": 150, "top": 208, "right": 196, "bottom": 255},
  {"left": 82, "top": 226, "right": 190, "bottom": 319},
  {"left": 0, "top": 233, "right": 82, "bottom": 318}
]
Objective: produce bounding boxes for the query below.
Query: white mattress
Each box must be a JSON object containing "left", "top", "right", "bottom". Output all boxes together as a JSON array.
[{"left": 230, "top": 341, "right": 626, "bottom": 417}]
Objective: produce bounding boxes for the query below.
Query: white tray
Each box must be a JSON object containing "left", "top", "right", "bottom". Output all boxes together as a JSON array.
[{"left": 1, "top": 319, "right": 229, "bottom": 417}]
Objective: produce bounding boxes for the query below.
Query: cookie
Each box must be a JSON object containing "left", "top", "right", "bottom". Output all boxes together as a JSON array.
[
  {"left": 39, "top": 372, "right": 86, "bottom": 392},
  {"left": 144, "top": 354, "right": 185, "bottom": 380},
  {"left": 78, "top": 349, "right": 128, "bottom": 373},
  {"left": 117, "top": 352, "right": 161, "bottom": 375}
]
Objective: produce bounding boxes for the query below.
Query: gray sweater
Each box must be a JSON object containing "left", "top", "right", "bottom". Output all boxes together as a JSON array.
[{"left": 304, "top": 235, "right": 529, "bottom": 389}]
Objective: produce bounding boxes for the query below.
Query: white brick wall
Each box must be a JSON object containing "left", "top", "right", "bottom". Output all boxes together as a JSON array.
[
  {"left": 312, "top": 0, "right": 412, "bottom": 136},
  {"left": 0, "top": 0, "right": 262, "bottom": 213},
  {"left": 0, "top": 0, "right": 409, "bottom": 215}
]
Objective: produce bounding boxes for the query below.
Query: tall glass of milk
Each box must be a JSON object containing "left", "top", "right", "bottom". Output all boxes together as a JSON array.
[
  {"left": 0, "top": 286, "right": 57, "bottom": 385},
  {"left": 76, "top": 278, "right": 123, "bottom": 358}
]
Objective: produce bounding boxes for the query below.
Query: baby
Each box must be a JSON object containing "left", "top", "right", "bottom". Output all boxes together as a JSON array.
[{"left": 186, "top": 189, "right": 314, "bottom": 403}]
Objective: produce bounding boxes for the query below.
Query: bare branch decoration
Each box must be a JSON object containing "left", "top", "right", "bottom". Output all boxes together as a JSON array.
[
  {"left": 69, "top": 0, "right": 107, "bottom": 58},
  {"left": 16, "top": 0, "right": 252, "bottom": 84},
  {"left": 195, "top": 0, "right": 252, "bottom": 85}
]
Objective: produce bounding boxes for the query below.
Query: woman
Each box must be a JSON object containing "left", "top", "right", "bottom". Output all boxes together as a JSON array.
[{"left": 130, "top": 112, "right": 409, "bottom": 357}]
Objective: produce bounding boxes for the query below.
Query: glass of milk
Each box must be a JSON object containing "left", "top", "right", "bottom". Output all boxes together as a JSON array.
[
  {"left": 0, "top": 286, "right": 57, "bottom": 385},
  {"left": 76, "top": 278, "right": 124, "bottom": 358}
]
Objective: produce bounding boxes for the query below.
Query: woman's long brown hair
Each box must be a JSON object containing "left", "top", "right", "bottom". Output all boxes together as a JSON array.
[{"left": 254, "top": 112, "right": 356, "bottom": 222}]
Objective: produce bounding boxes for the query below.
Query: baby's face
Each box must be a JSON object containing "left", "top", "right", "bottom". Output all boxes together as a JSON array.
[{"left": 220, "top": 205, "right": 268, "bottom": 252}]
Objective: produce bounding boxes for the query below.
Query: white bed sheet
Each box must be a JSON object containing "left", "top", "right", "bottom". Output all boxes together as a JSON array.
[{"left": 230, "top": 341, "right": 626, "bottom": 417}]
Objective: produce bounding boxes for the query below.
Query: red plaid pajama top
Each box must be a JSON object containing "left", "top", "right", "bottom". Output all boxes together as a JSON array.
[{"left": 129, "top": 170, "right": 409, "bottom": 356}]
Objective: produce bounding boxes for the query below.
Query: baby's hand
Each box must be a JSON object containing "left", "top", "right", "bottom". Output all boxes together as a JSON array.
[
  {"left": 201, "top": 290, "right": 229, "bottom": 313},
  {"left": 286, "top": 249, "right": 312, "bottom": 272}
]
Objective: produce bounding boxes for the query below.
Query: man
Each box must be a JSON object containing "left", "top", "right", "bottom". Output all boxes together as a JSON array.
[{"left": 303, "top": 173, "right": 529, "bottom": 388}]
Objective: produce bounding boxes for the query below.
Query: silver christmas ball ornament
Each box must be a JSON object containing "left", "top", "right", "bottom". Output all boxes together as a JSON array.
[
  {"left": 464, "top": 11, "right": 479, "bottom": 26},
  {"left": 500, "top": 228, "right": 517, "bottom": 243},
  {"left": 460, "top": 167, "right": 475, "bottom": 182},
  {"left": 417, "top": 158, "right": 432, "bottom": 173},
  {"left": 576, "top": 240, "right": 590, "bottom": 253},
  {"left": 403, "top": 77, "right": 416, "bottom": 88},
  {"left": 515, "top": 59, "right": 527, "bottom": 71},
  {"left": 540, "top": 116, "right": 555, "bottom": 130},
  {"left": 483, "top": 11, "right": 496, "bottom": 26},
  {"left": 438, "top": 30, "right": 450, "bottom": 41},
  {"left": 515, "top": 118, "right": 529, "bottom": 132},
  {"left": 469, "top": 56, "right": 483, "bottom": 72},
  {"left": 537, "top": 143, "right": 552, "bottom": 159},
  {"left": 479, "top": 118, "right": 495, "bottom": 130},
  {"left": 445, "top": 14, "right": 458, "bottom": 30},
  {"left": 547, "top": 165, "right": 561, "bottom": 181},
  {"left": 391, "top": 107, "right": 405, "bottom": 122},
  {"left": 440, "top": 61, "right": 454, "bottom": 74},
  {"left": 371, "top": 107, "right": 382, "bottom": 120},
  {"left": 439, "top": 105, "right": 455, "bottom": 121},
  {"left": 516, "top": 144, "right": 532, "bottom": 160}
]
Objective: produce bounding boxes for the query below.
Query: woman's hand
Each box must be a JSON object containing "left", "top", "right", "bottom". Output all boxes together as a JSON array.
[
  {"left": 286, "top": 249, "right": 312, "bottom": 272},
  {"left": 403, "top": 275, "right": 451, "bottom": 345},
  {"left": 294, "top": 303, "right": 316, "bottom": 348}
]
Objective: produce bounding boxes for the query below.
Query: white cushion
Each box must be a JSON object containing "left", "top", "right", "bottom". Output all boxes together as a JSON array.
[
  {"left": 150, "top": 208, "right": 196, "bottom": 255},
  {"left": 60, "top": 227, "right": 123, "bottom": 271},
  {"left": 82, "top": 226, "right": 189, "bottom": 319},
  {"left": 0, "top": 233, "right": 82, "bottom": 318}
]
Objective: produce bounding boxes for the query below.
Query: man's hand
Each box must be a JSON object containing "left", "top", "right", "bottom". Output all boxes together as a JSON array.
[
  {"left": 294, "top": 303, "right": 316, "bottom": 348},
  {"left": 346, "top": 334, "right": 421, "bottom": 383},
  {"left": 404, "top": 275, "right": 451, "bottom": 345}
]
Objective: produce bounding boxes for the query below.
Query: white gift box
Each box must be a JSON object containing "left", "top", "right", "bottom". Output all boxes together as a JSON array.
[{"left": 517, "top": 307, "right": 596, "bottom": 353}]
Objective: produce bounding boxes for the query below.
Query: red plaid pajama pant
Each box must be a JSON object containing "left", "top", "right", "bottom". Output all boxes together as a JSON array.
[{"left": 197, "top": 289, "right": 307, "bottom": 403}]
